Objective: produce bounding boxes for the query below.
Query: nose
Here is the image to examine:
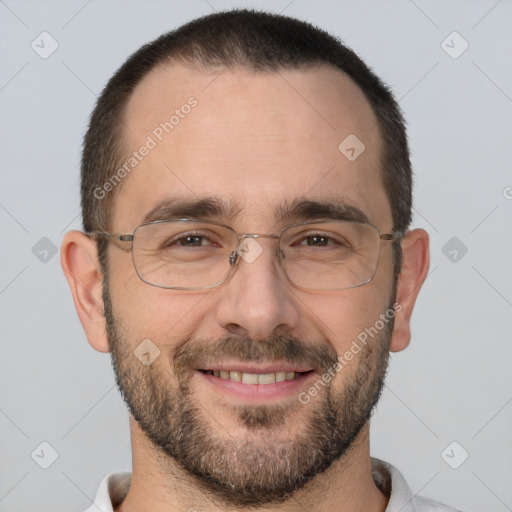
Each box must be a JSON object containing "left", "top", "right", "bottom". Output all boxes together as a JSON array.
[{"left": 214, "top": 236, "right": 300, "bottom": 341}]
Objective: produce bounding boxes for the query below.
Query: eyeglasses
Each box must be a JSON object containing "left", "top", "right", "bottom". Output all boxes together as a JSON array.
[{"left": 91, "top": 219, "right": 403, "bottom": 291}]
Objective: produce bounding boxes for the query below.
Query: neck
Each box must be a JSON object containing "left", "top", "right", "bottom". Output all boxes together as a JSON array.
[{"left": 115, "top": 417, "right": 389, "bottom": 512}]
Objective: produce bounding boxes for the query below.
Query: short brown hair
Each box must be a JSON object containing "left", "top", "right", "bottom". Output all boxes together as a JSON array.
[{"left": 82, "top": 9, "right": 411, "bottom": 277}]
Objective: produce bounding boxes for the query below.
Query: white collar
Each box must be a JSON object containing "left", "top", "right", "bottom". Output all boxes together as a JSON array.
[{"left": 84, "top": 458, "right": 458, "bottom": 512}]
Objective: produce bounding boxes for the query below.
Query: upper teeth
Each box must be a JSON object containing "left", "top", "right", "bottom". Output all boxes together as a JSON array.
[{"left": 205, "top": 370, "right": 298, "bottom": 384}]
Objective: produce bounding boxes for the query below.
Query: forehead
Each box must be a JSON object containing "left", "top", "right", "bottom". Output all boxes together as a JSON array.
[{"left": 110, "top": 62, "right": 391, "bottom": 231}]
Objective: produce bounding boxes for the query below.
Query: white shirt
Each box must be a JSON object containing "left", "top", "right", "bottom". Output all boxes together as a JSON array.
[{"left": 84, "top": 458, "right": 462, "bottom": 512}]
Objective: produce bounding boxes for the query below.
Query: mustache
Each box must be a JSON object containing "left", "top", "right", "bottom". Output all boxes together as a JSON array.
[{"left": 173, "top": 332, "right": 339, "bottom": 374}]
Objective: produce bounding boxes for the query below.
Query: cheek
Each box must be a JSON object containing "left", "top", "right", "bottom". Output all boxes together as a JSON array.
[
  {"left": 108, "top": 262, "right": 210, "bottom": 352},
  {"left": 300, "top": 280, "right": 392, "bottom": 353},
  {"left": 306, "top": 286, "right": 393, "bottom": 393}
]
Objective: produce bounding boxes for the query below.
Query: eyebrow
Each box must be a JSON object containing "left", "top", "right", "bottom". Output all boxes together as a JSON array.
[{"left": 141, "top": 196, "right": 370, "bottom": 226}]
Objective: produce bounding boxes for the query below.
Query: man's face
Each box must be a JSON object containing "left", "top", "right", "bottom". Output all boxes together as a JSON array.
[{"left": 104, "top": 63, "right": 395, "bottom": 506}]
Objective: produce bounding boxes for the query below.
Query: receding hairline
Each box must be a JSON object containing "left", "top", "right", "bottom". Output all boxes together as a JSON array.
[
  {"left": 82, "top": 10, "right": 410, "bottom": 240},
  {"left": 124, "top": 57, "right": 378, "bottom": 113},
  {"left": 113, "top": 58, "right": 384, "bottom": 200},
  {"left": 81, "top": 9, "right": 409, "bottom": 284}
]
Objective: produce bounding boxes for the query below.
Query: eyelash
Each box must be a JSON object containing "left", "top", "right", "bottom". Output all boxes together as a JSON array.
[{"left": 163, "top": 231, "right": 346, "bottom": 249}]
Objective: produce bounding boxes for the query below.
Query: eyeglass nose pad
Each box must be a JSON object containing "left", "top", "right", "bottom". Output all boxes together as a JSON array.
[{"left": 228, "top": 243, "right": 282, "bottom": 266}]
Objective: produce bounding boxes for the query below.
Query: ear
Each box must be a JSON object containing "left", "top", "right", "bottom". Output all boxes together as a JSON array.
[
  {"left": 389, "top": 228, "right": 430, "bottom": 353},
  {"left": 60, "top": 230, "right": 109, "bottom": 353}
]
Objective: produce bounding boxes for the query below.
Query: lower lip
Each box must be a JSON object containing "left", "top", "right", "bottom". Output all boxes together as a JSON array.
[{"left": 195, "top": 370, "right": 317, "bottom": 402}]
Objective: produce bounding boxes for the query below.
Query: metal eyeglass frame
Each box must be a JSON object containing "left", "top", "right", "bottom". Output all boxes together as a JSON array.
[{"left": 90, "top": 218, "right": 404, "bottom": 291}]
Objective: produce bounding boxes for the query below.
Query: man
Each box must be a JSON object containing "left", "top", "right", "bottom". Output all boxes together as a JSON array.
[{"left": 61, "top": 9, "right": 460, "bottom": 512}]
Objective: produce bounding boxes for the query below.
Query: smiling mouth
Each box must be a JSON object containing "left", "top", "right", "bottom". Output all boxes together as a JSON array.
[{"left": 198, "top": 369, "right": 314, "bottom": 384}]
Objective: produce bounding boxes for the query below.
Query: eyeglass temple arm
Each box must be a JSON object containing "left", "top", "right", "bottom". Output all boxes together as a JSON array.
[
  {"left": 89, "top": 231, "right": 134, "bottom": 250},
  {"left": 380, "top": 231, "right": 404, "bottom": 241},
  {"left": 89, "top": 227, "right": 404, "bottom": 246}
]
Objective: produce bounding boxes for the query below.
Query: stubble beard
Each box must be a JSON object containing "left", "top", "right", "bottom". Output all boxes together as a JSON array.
[{"left": 103, "top": 278, "right": 392, "bottom": 508}]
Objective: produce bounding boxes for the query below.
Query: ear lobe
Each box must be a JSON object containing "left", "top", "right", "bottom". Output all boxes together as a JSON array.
[
  {"left": 60, "top": 230, "right": 110, "bottom": 353},
  {"left": 389, "top": 228, "right": 430, "bottom": 353}
]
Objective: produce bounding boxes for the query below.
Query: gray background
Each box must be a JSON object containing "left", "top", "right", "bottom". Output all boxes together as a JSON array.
[{"left": 1, "top": 0, "right": 511, "bottom": 511}]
